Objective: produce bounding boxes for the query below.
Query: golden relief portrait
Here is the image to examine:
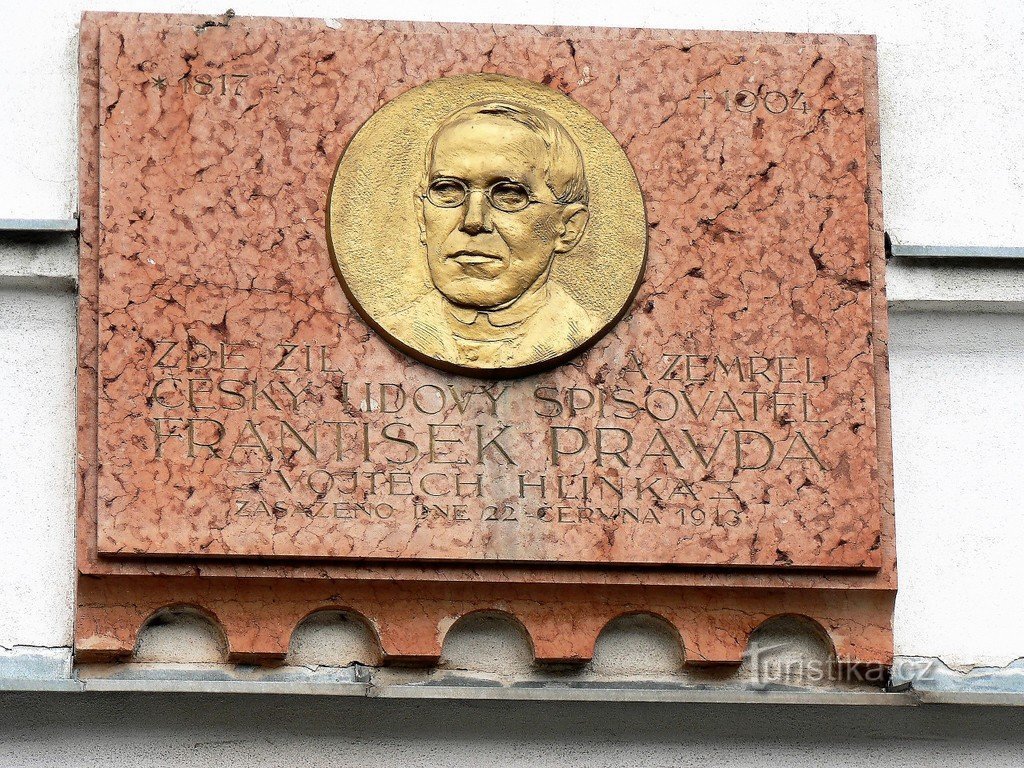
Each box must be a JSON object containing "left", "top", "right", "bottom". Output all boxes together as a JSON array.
[{"left": 328, "top": 74, "right": 646, "bottom": 375}]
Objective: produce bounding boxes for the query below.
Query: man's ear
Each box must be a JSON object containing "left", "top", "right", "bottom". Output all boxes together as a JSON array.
[
  {"left": 415, "top": 191, "right": 427, "bottom": 245},
  {"left": 554, "top": 204, "right": 589, "bottom": 254}
]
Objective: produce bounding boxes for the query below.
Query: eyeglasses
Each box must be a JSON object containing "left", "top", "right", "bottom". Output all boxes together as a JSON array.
[{"left": 423, "top": 178, "right": 545, "bottom": 213}]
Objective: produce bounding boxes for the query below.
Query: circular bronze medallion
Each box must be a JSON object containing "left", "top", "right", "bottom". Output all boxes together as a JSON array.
[{"left": 327, "top": 73, "right": 647, "bottom": 376}]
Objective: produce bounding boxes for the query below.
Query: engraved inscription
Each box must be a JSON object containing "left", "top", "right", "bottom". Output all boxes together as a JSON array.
[{"left": 141, "top": 335, "right": 845, "bottom": 559}]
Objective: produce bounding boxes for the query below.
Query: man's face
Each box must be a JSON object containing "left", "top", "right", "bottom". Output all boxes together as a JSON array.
[{"left": 419, "top": 115, "right": 579, "bottom": 310}]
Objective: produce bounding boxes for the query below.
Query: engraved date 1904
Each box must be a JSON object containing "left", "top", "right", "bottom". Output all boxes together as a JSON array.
[{"left": 696, "top": 89, "right": 811, "bottom": 115}]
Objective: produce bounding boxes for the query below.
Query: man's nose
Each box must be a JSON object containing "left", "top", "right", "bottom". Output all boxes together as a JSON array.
[{"left": 459, "top": 189, "right": 493, "bottom": 234}]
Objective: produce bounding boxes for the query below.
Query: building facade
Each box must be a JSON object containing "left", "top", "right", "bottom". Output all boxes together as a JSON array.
[{"left": 1, "top": 1, "right": 1023, "bottom": 765}]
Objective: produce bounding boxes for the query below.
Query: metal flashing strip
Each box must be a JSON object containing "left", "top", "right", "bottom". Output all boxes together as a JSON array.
[
  {"left": 0, "top": 678, "right": 83, "bottom": 693},
  {"left": 889, "top": 656, "right": 1024, "bottom": 695},
  {"left": 890, "top": 244, "right": 1024, "bottom": 260},
  {"left": 0, "top": 218, "right": 79, "bottom": 234},
  {"left": 0, "top": 674, "right": 1022, "bottom": 706},
  {"left": 0, "top": 675, "right": 914, "bottom": 704},
  {"left": 83, "top": 678, "right": 369, "bottom": 697},
  {"left": 367, "top": 683, "right": 917, "bottom": 706}
]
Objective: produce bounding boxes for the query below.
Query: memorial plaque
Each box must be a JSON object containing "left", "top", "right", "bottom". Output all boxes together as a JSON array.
[{"left": 77, "top": 13, "right": 896, "bottom": 666}]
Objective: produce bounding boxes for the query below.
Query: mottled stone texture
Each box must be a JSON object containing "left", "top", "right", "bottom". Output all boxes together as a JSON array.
[{"left": 77, "top": 13, "right": 895, "bottom": 665}]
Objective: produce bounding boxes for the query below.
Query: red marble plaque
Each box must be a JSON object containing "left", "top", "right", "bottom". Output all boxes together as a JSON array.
[{"left": 77, "top": 13, "right": 896, "bottom": 665}]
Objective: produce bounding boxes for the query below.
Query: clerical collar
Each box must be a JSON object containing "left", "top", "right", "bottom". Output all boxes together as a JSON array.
[{"left": 444, "top": 282, "right": 550, "bottom": 331}]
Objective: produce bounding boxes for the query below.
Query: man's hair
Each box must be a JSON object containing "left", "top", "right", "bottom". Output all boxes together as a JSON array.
[{"left": 423, "top": 100, "right": 589, "bottom": 206}]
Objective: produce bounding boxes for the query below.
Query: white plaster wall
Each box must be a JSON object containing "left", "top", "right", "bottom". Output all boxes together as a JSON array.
[
  {"left": 890, "top": 310, "right": 1024, "bottom": 667},
  {"left": 2, "top": 693, "right": 1024, "bottom": 767},
  {"left": 0, "top": 273, "right": 77, "bottom": 673},
  {"left": 4, "top": 0, "right": 1023, "bottom": 248}
]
